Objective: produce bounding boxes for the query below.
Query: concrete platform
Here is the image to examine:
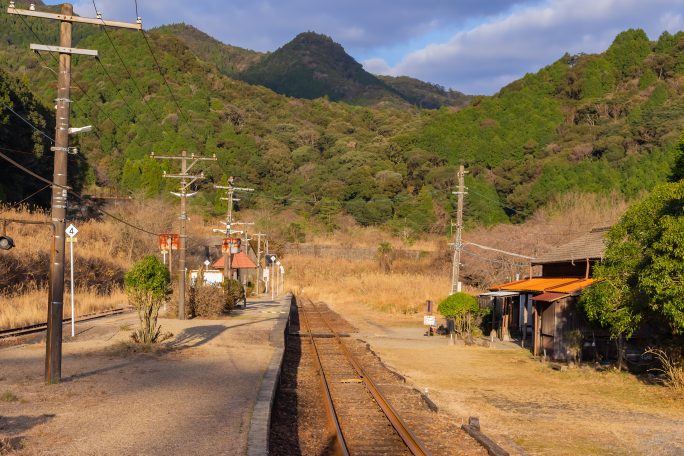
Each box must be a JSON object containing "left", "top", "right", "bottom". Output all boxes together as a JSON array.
[{"left": 0, "top": 294, "right": 291, "bottom": 455}]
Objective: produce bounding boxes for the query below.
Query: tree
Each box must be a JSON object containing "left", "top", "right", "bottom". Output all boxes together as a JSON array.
[
  {"left": 581, "top": 180, "right": 684, "bottom": 367},
  {"left": 438, "top": 292, "right": 480, "bottom": 339},
  {"left": 124, "top": 256, "right": 171, "bottom": 344},
  {"left": 670, "top": 135, "right": 684, "bottom": 182},
  {"left": 377, "top": 242, "right": 394, "bottom": 273}
]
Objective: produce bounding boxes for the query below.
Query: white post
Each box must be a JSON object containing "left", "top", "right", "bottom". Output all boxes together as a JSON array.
[
  {"left": 271, "top": 262, "right": 275, "bottom": 301},
  {"left": 70, "top": 238, "right": 75, "bottom": 338}
]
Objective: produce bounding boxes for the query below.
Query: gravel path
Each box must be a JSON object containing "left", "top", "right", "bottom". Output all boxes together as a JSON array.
[{"left": 0, "top": 298, "right": 288, "bottom": 455}]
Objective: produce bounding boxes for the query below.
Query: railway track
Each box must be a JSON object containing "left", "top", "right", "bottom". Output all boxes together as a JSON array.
[
  {"left": 0, "top": 307, "right": 129, "bottom": 339},
  {"left": 299, "top": 298, "right": 431, "bottom": 456}
]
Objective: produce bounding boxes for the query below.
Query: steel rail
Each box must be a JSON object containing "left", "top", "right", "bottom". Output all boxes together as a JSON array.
[
  {"left": 0, "top": 307, "right": 128, "bottom": 339},
  {"left": 299, "top": 299, "right": 349, "bottom": 456},
  {"left": 307, "top": 298, "right": 432, "bottom": 456}
]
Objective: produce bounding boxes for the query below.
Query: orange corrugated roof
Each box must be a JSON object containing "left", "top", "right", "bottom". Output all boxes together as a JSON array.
[
  {"left": 490, "top": 277, "right": 584, "bottom": 292},
  {"left": 211, "top": 251, "right": 257, "bottom": 270},
  {"left": 548, "top": 278, "right": 596, "bottom": 293}
]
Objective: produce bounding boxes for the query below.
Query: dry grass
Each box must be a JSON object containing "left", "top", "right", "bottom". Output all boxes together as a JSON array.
[
  {"left": 0, "top": 287, "right": 127, "bottom": 330},
  {"left": 284, "top": 254, "right": 478, "bottom": 314}
]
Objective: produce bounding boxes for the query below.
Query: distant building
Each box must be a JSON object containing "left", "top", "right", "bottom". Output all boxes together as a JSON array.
[{"left": 481, "top": 227, "right": 609, "bottom": 361}]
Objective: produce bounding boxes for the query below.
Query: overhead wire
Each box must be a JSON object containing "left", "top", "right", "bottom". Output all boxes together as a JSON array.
[
  {"left": 461, "top": 249, "right": 529, "bottom": 267},
  {"left": 137, "top": 5, "right": 189, "bottom": 125},
  {"left": 0, "top": 149, "right": 160, "bottom": 236},
  {"left": 11, "top": 184, "right": 50, "bottom": 207},
  {"left": 94, "top": 57, "right": 138, "bottom": 118},
  {"left": 12, "top": 9, "right": 120, "bottom": 136},
  {"left": 0, "top": 98, "right": 54, "bottom": 143},
  {"left": 92, "top": 0, "right": 161, "bottom": 122}
]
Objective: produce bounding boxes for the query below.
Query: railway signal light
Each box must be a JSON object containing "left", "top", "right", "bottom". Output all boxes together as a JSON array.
[{"left": 0, "top": 235, "right": 15, "bottom": 250}]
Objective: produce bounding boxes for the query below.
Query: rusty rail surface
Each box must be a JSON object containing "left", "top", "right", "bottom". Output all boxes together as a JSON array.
[
  {"left": 0, "top": 307, "right": 129, "bottom": 339},
  {"left": 299, "top": 298, "right": 350, "bottom": 456},
  {"left": 300, "top": 298, "right": 432, "bottom": 456}
]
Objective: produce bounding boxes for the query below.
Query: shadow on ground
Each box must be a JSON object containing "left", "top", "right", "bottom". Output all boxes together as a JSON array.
[{"left": 0, "top": 414, "right": 55, "bottom": 434}]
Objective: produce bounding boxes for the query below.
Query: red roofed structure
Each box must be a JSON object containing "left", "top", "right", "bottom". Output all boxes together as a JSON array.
[{"left": 211, "top": 251, "right": 257, "bottom": 270}]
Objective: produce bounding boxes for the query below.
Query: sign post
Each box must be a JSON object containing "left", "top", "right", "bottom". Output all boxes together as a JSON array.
[{"left": 65, "top": 224, "right": 78, "bottom": 337}]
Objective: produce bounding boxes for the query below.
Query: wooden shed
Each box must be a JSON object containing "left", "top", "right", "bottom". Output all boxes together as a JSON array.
[{"left": 487, "top": 227, "right": 609, "bottom": 360}]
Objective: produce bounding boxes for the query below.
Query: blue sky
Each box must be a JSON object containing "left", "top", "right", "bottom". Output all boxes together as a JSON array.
[{"left": 59, "top": 0, "right": 684, "bottom": 95}]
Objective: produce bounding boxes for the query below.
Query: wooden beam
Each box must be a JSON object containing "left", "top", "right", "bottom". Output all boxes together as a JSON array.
[
  {"left": 30, "top": 43, "right": 98, "bottom": 57},
  {"left": 7, "top": 7, "right": 142, "bottom": 30}
]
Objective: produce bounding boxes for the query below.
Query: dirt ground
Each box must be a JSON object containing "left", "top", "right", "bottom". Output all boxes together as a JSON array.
[
  {"left": 0, "top": 298, "right": 288, "bottom": 456},
  {"left": 325, "top": 299, "right": 684, "bottom": 456}
]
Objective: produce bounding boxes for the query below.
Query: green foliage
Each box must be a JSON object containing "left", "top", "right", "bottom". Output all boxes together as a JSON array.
[
  {"left": 670, "top": 135, "right": 684, "bottom": 182},
  {"left": 2, "top": 17, "right": 684, "bottom": 234},
  {"left": 438, "top": 292, "right": 479, "bottom": 318},
  {"left": 124, "top": 256, "right": 171, "bottom": 300},
  {"left": 438, "top": 292, "right": 481, "bottom": 338},
  {"left": 606, "top": 29, "right": 651, "bottom": 77},
  {"left": 124, "top": 256, "right": 171, "bottom": 344},
  {"left": 582, "top": 180, "right": 684, "bottom": 337}
]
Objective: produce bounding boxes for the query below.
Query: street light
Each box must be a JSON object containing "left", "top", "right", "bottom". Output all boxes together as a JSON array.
[
  {"left": 68, "top": 125, "right": 93, "bottom": 135},
  {"left": 0, "top": 235, "right": 15, "bottom": 250}
]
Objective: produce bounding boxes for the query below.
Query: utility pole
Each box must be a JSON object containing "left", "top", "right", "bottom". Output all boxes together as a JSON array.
[
  {"left": 152, "top": 151, "right": 216, "bottom": 319},
  {"left": 451, "top": 164, "right": 467, "bottom": 295},
  {"left": 214, "top": 178, "right": 253, "bottom": 281},
  {"left": 8, "top": 2, "right": 141, "bottom": 384},
  {"left": 252, "top": 233, "right": 266, "bottom": 294}
]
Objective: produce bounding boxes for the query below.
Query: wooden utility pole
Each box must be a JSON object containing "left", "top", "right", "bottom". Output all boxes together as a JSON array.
[
  {"left": 252, "top": 233, "right": 266, "bottom": 294},
  {"left": 451, "top": 165, "right": 467, "bottom": 295},
  {"left": 7, "top": 2, "right": 141, "bottom": 384},
  {"left": 214, "top": 178, "right": 253, "bottom": 281},
  {"left": 152, "top": 151, "right": 216, "bottom": 319}
]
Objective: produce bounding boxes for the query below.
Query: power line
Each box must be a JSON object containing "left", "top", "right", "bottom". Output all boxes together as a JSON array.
[
  {"left": 139, "top": 29, "right": 189, "bottom": 124},
  {"left": 12, "top": 10, "right": 121, "bottom": 135},
  {"left": 11, "top": 183, "right": 50, "bottom": 207},
  {"left": 463, "top": 240, "right": 535, "bottom": 259},
  {"left": 0, "top": 98, "right": 54, "bottom": 143},
  {"left": 0, "top": 149, "right": 160, "bottom": 237},
  {"left": 94, "top": 57, "right": 137, "bottom": 118},
  {"left": 93, "top": 0, "right": 160, "bottom": 122},
  {"left": 0, "top": 149, "right": 69, "bottom": 190},
  {"left": 461, "top": 249, "right": 529, "bottom": 267}
]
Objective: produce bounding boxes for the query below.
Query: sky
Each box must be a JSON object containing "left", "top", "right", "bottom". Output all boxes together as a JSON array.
[{"left": 59, "top": 0, "right": 684, "bottom": 95}]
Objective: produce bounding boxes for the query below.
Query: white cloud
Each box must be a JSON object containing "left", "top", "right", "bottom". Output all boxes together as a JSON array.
[
  {"left": 362, "top": 58, "right": 393, "bottom": 75},
  {"left": 371, "top": 0, "right": 684, "bottom": 94}
]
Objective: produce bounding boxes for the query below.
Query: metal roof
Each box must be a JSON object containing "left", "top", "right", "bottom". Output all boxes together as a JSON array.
[
  {"left": 479, "top": 291, "right": 520, "bottom": 297},
  {"left": 533, "top": 227, "right": 609, "bottom": 265},
  {"left": 490, "top": 277, "right": 597, "bottom": 293},
  {"left": 532, "top": 292, "right": 569, "bottom": 302},
  {"left": 211, "top": 251, "right": 257, "bottom": 270}
]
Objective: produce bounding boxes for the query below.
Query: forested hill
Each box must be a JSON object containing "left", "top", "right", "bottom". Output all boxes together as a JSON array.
[
  {"left": 0, "top": 9, "right": 682, "bottom": 237},
  {"left": 166, "top": 27, "right": 469, "bottom": 109},
  {"left": 155, "top": 24, "right": 265, "bottom": 77},
  {"left": 402, "top": 29, "right": 684, "bottom": 218}
]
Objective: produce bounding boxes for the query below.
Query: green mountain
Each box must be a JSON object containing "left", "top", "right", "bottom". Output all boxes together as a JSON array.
[
  {"left": 403, "top": 29, "right": 684, "bottom": 219},
  {"left": 238, "top": 32, "right": 404, "bottom": 105},
  {"left": 377, "top": 75, "right": 471, "bottom": 109},
  {"left": 165, "top": 27, "right": 469, "bottom": 110},
  {"left": 156, "top": 23, "right": 265, "bottom": 77},
  {"left": 0, "top": 11, "right": 683, "bottom": 236}
]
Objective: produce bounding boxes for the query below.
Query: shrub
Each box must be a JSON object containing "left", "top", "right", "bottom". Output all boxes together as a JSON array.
[
  {"left": 124, "top": 256, "right": 171, "bottom": 344},
  {"left": 438, "top": 292, "right": 480, "bottom": 338},
  {"left": 190, "top": 283, "right": 230, "bottom": 317},
  {"left": 223, "top": 279, "right": 245, "bottom": 309}
]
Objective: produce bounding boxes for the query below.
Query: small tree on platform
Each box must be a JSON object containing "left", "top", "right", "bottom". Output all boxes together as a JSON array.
[{"left": 124, "top": 256, "right": 171, "bottom": 344}]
